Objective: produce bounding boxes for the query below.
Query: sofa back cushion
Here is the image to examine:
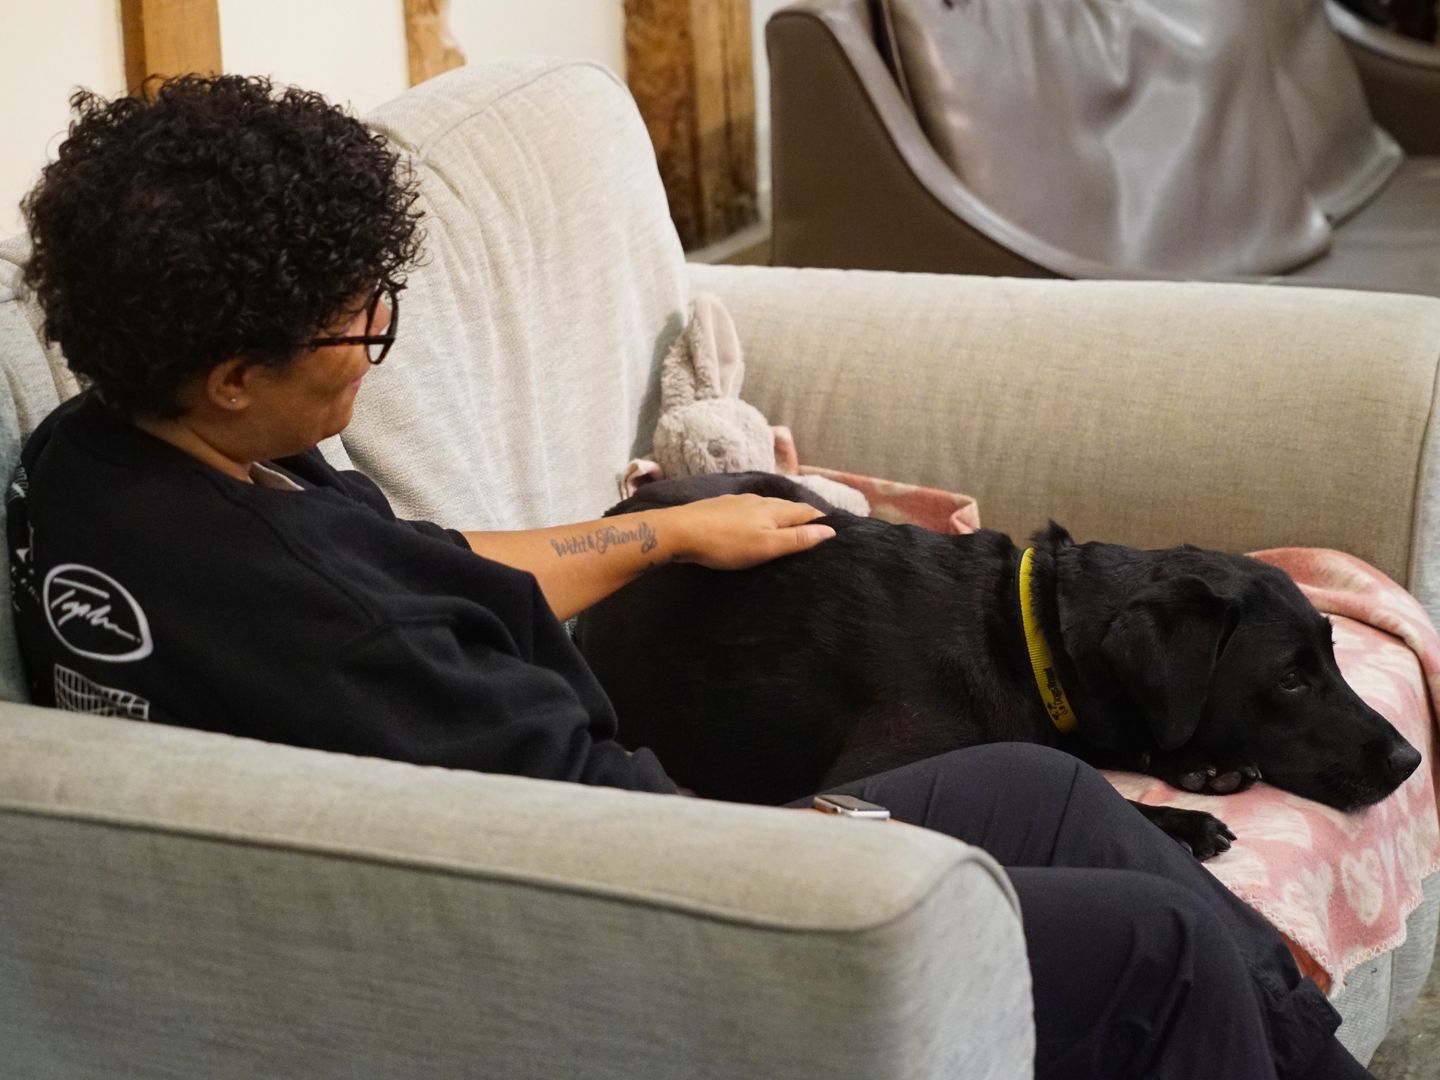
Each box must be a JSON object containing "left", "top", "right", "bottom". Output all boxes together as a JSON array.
[
  {"left": 345, "top": 59, "right": 688, "bottom": 530},
  {"left": 881, "top": 0, "right": 1400, "bottom": 277}
]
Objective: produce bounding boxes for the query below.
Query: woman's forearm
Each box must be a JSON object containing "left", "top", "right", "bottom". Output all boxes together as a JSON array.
[
  {"left": 462, "top": 509, "right": 681, "bottom": 621},
  {"left": 461, "top": 495, "right": 836, "bottom": 621}
]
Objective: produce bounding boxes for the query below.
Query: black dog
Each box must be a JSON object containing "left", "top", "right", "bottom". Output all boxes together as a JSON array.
[{"left": 576, "top": 473, "right": 1423, "bottom": 859}]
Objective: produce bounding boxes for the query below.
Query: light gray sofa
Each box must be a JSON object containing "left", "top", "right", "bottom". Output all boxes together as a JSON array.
[{"left": 0, "top": 58, "right": 1435, "bottom": 1077}]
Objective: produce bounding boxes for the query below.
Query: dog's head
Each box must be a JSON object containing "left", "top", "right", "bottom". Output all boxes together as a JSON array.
[
  {"left": 1196, "top": 560, "right": 1420, "bottom": 809},
  {"left": 1066, "top": 538, "right": 1422, "bottom": 811}
]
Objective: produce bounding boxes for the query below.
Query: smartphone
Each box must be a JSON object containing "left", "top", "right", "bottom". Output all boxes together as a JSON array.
[{"left": 812, "top": 793, "right": 891, "bottom": 820}]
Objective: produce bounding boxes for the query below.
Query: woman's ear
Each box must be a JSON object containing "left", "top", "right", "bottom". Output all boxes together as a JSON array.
[{"left": 204, "top": 358, "right": 252, "bottom": 411}]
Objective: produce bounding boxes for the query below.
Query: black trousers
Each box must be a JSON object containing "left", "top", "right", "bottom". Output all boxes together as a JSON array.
[{"left": 818, "top": 744, "right": 1371, "bottom": 1080}]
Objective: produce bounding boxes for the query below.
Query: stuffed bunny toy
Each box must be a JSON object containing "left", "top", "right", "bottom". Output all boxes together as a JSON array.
[
  {"left": 652, "top": 293, "right": 774, "bottom": 477},
  {"left": 647, "top": 293, "right": 870, "bottom": 515}
]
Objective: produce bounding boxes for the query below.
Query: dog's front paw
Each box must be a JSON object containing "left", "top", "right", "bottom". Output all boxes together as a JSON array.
[
  {"left": 1130, "top": 802, "right": 1236, "bottom": 861},
  {"left": 1148, "top": 752, "right": 1262, "bottom": 796}
]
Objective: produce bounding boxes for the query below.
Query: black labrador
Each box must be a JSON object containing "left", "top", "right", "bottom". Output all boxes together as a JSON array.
[{"left": 575, "top": 473, "right": 1423, "bottom": 859}]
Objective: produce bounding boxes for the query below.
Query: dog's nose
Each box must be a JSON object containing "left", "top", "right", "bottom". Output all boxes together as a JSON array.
[{"left": 1384, "top": 742, "right": 1422, "bottom": 785}]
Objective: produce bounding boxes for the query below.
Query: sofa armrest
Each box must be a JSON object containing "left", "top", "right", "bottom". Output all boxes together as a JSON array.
[
  {"left": 689, "top": 264, "right": 1440, "bottom": 615},
  {"left": 0, "top": 704, "right": 1032, "bottom": 1080}
]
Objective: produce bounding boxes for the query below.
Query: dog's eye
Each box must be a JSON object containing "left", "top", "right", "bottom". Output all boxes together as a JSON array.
[{"left": 1279, "top": 670, "right": 1306, "bottom": 692}]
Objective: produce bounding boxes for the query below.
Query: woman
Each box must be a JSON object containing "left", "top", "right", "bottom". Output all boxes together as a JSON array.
[{"left": 13, "top": 75, "right": 1369, "bottom": 1080}]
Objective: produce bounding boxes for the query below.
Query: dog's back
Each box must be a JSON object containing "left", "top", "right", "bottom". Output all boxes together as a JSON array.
[{"left": 577, "top": 473, "right": 1034, "bottom": 802}]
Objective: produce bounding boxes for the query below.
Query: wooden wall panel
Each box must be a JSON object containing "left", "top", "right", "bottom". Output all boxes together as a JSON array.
[
  {"left": 120, "top": 0, "right": 222, "bottom": 93},
  {"left": 404, "top": 0, "right": 468, "bottom": 87},
  {"left": 625, "top": 0, "right": 759, "bottom": 251}
]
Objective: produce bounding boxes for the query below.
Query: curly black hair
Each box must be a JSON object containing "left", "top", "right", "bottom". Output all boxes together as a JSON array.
[{"left": 21, "top": 74, "right": 424, "bottom": 418}]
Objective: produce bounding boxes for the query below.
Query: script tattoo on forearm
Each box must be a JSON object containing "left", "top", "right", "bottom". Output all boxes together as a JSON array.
[{"left": 550, "top": 521, "right": 659, "bottom": 558}]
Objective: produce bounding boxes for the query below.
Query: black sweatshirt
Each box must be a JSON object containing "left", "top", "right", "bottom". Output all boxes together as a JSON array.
[{"left": 6, "top": 392, "right": 677, "bottom": 793}]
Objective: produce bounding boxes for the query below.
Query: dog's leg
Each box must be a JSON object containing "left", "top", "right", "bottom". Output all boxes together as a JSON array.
[
  {"left": 1129, "top": 801, "right": 1235, "bottom": 860},
  {"left": 1144, "top": 750, "right": 1263, "bottom": 796}
]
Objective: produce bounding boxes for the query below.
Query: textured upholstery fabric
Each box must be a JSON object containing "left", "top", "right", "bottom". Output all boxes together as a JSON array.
[
  {"left": 689, "top": 264, "right": 1440, "bottom": 599},
  {"left": 340, "top": 60, "right": 687, "bottom": 530},
  {"left": 0, "top": 236, "right": 70, "bottom": 704},
  {"left": 0, "top": 706, "right": 1031, "bottom": 1080}
]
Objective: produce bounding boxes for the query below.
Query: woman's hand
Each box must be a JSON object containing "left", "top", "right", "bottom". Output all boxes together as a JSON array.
[{"left": 665, "top": 494, "right": 836, "bottom": 570}]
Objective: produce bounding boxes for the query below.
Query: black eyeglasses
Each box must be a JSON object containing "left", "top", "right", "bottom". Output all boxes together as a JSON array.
[{"left": 308, "top": 282, "right": 403, "bottom": 364}]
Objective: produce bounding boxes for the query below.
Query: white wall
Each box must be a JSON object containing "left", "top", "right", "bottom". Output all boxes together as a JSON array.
[
  {"left": 448, "top": 0, "right": 624, "bottom": 75},
  {"left": 0, "top": 0, "right": 626, "bottom": 237},
  {"left": 218, "top": 0, "right": 626, "bottom": 112},
  {"left": 0, "top": 0, "right": 126, "bottom": 234},
  {"left": 217, "top": 0, "right": 409, "bottom": 115}
]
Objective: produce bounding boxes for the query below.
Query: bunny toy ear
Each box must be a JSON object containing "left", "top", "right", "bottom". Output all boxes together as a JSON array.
[
  {"left": 688, "top": 293, "right": 747, "bottom": 400},
  {"left": 659, "top": 299, "right": 705, "bottom": 413}
]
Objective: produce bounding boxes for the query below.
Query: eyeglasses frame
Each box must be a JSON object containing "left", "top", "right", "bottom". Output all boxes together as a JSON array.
[{"left": 307, "top": 281, "right": 403, "bottom": 364}]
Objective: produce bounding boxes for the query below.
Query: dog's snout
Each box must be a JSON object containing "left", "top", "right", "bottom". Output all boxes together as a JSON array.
[{"left": 1384, "top": 741, "right": 1422, "bottom": 786}]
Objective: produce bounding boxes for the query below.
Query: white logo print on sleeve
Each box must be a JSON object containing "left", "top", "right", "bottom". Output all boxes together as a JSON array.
[{"left": 42, "top": 564, "right": 154, "bottom": 662}]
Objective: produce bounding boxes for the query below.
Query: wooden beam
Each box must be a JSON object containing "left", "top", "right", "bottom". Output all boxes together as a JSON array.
[
  {"left": 625, "top": 0, "right": 759, "bottom": 251},
  {"left": 404, "top": 0, "right": 468, "bottom": 87},
  {"left": 119, "top": 0, "right": 222, "bottom": 94}
]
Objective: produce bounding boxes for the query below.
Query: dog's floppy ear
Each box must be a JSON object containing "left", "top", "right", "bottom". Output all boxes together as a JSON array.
[
  {"left": 1031, "top": 521, "right": 1075, "bottom": 549},
  {"left": 1101, "top": 576, "right": 1238, "bottom": 751}
]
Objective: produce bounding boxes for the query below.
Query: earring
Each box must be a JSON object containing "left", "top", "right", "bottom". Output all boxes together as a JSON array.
[{"left": 229, "top": 397, "right": 237, "bottom": 404}]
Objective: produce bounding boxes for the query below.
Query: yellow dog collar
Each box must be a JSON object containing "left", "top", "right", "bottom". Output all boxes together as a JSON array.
[{"left": 1019, "top": 547, "right": 1079, "bottom": 734}]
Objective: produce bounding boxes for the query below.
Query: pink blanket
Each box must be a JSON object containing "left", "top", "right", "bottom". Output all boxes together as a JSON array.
[
  {"left": 1105, "top": 549, "right": 1440, "bottom": 995},
  {"left": 796, "top": 465, "right": 980, "bottom": 534}
]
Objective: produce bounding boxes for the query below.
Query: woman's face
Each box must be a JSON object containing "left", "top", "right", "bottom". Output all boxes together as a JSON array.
[{"left": 242, "top": 288, "right": 392, "bottom": 457}]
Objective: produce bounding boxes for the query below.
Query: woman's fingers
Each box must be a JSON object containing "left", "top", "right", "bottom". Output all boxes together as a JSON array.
[{"left": 776, "top": 521, "right": 837, "bottom": 556}]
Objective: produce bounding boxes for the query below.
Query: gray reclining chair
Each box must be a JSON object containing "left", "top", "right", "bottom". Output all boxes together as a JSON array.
[{"left": 767, "top": 0, "right": 1440, "bottom": 296}]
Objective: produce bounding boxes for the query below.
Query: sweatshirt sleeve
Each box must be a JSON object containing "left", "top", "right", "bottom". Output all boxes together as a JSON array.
[{"left": 326, "top": 618, "right": 679, "bottom": 794}]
